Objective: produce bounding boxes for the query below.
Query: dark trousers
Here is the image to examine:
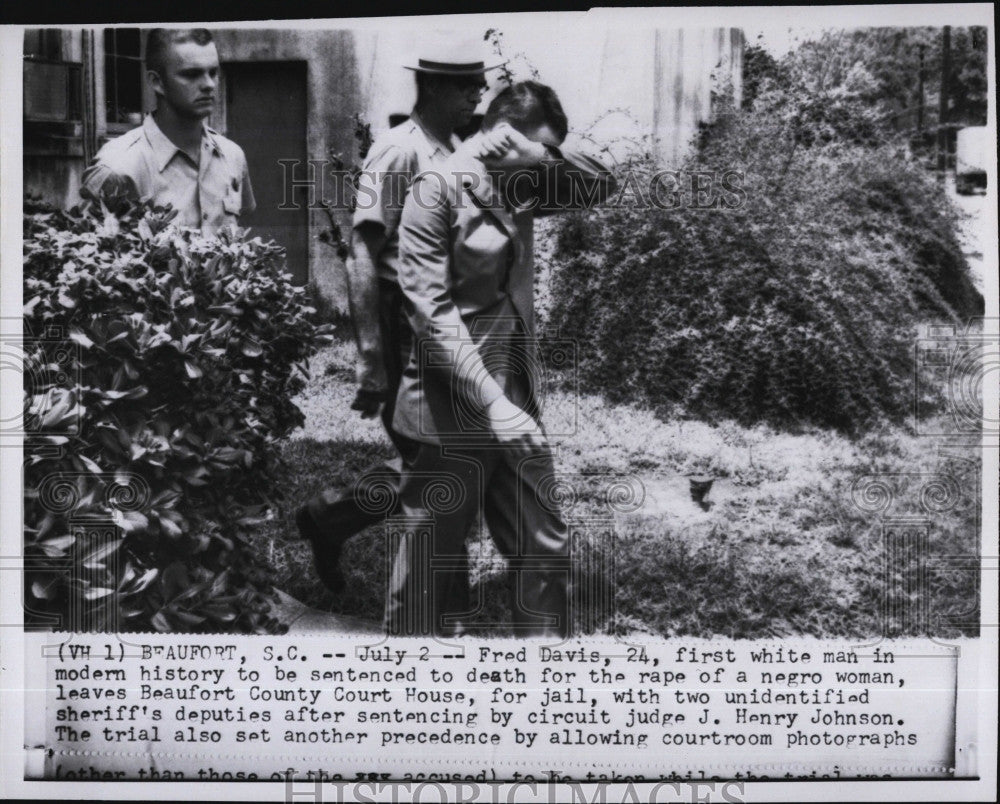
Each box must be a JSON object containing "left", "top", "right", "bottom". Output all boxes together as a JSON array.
[
  {"left": 305, "top": 280, "right": 419, "bottom": 535},
  {"left": 384, "top": 441, "right": 571, "bottom": 638}
]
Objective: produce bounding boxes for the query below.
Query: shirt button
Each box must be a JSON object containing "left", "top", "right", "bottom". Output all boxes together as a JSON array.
[{"left": 203, "top": 213, "right": 208, "bottom": 220}]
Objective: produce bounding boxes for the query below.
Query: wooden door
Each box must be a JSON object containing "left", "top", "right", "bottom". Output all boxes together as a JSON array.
[{"left": 224, "top": 61, "right": 309, "bottom": 284}]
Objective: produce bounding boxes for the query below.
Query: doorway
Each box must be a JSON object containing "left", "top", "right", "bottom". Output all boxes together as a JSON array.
[{"left": 224, "top": 61, "right": 309, "bottom": 284}]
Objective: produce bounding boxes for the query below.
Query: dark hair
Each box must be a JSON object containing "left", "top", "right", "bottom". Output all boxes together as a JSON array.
[
  {"left": 481, "top": 80, "right": 568, "bottom": 142},
  {"left": 145, "top": 28, "right": 214, "bottom": 76}
]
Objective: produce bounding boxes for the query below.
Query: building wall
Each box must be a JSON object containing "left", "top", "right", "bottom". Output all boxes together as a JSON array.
[
  {"left": 23, "top": 28, "right": 88, "bottom": 208},
  {"left": 24, "top": 155, "right": 81, "bottom": 206},
  {"left": 210, "top": 28, "right": 362, "bottom": 306},
  {"left": 653, "top": 27, "right": 745, "bottom": 166},
  {"left": 587, "top": 27, "right": 745, "bottom": 165}
]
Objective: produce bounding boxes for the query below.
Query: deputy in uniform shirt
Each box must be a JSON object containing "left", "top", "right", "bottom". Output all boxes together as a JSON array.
[
  {"left": 81, "top": 28, "right": 254, "bottom": 234},
  {"left": 295, "top": 36, "right": 504, "bottom": 600}
]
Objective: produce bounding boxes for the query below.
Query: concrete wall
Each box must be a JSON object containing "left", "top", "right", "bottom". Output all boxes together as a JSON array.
[
  {"left": 653, "top": 27, "right": 745, "bottom": 166},
  {"left": 586, "top": 26, "right": 744, "bottom": 165}
]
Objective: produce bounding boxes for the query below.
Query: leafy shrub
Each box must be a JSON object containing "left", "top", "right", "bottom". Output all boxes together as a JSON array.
[
  {"left": 548, "top": 95, "right": 982, "bottom": 433},
  {"left": 23, "top": 200, "right": 331, "bottom": 632}
]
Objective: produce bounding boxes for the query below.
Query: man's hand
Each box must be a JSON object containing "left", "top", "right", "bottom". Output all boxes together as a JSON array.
[
  {"left": 353, "top": 351, "right": 388, "bottom": 419},
  {"left": 346, "top": 225, "right": 390, "bottom": 420},
  {"left": 473, "top": 123, "right": 548, "bottom": 170},
  {"left": 486, "top": 395, "right": 548, "bottom": 451}
]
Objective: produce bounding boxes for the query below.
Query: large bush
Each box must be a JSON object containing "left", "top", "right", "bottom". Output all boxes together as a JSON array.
[
  {"left": 23, "top": 201, "right": 330, "bottom": 632},
  {"left": 548, "top": 88, "right": 982, "bottom": 432}
]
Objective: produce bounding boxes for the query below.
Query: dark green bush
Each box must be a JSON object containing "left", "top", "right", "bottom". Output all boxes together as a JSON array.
[
  {"left": 549, "top": 102, "right": 982, "bottom": 432},
  {"left": 23, "top": 200, "right": 331, "bottom": 632}
]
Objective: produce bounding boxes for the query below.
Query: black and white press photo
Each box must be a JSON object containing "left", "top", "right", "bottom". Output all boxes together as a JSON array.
[{"left": 1, "top": 5, "right": 996, "bottom": 802}]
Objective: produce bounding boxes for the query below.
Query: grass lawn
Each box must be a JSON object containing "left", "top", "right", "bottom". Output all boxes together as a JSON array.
[{"left": 246, "top": 332, "right": 980, "bottom": 639}]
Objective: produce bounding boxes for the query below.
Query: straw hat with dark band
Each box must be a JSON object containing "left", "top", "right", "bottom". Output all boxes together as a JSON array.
[{"left": 403, "top": 36, "right": 507, "bottom": 75}]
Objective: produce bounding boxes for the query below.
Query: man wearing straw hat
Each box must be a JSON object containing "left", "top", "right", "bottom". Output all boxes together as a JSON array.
[{"left": 295, "top": 35, "right": 505, "bottom": 600}]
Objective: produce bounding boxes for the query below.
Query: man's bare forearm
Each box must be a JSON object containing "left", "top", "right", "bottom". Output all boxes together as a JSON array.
[{"left": 345, "top": 224, "right": 389, "bottom": 394}]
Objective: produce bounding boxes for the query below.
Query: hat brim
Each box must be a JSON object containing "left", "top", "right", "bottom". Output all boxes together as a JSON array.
[{"left": 403, "top": 60, "right": 508, "bottom": 75}]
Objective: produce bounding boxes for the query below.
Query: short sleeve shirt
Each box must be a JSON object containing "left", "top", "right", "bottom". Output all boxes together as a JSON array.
[
  {"left": 81, "top": 113, "right": 255, "bottom": 235},
  {"left": 352, "top": 113, "right": 461, "bottom": 282}
]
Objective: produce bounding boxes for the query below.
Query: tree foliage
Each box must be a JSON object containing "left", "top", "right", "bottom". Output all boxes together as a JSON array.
[{"left": 745, "top": 27, "right": 988, "bottom": 135}]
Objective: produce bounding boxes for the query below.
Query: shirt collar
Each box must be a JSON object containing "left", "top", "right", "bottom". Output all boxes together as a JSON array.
[
  {"left": 409, "top": 109, "right": 460, "bottom": 159},
  {"left": 143, "top": 113, "right": 220, "bottom": 173},
  {"left": 452, "top": 149, "right": 503, "bottom": 210}
]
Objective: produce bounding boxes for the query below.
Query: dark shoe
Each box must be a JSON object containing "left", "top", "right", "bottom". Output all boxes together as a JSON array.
[{"left": 295, "top": 506, "right": 345, "bottom": 593}]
